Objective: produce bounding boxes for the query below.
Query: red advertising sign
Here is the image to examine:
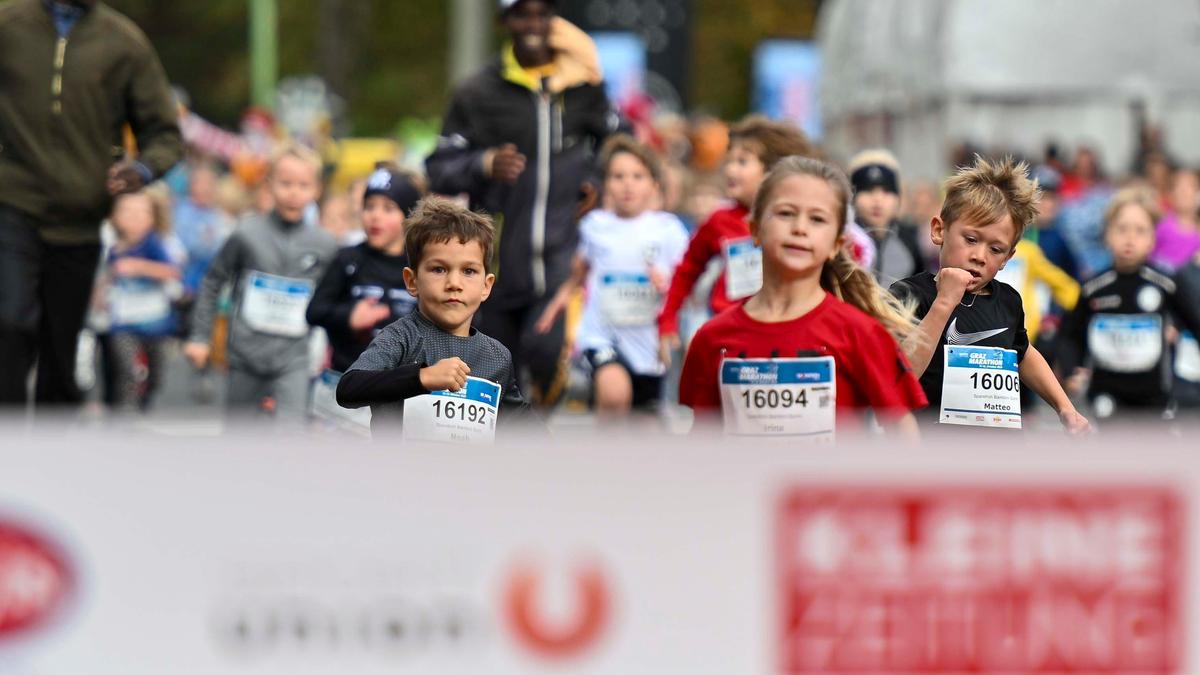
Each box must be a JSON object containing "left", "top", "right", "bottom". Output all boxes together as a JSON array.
[{"left": 777, "top": 487, "right": 1183, "bottom": 673}]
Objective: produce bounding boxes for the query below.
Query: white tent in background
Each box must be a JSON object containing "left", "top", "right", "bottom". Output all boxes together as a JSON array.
[{"left": 817, "top": 0, "right": 1200, "bottom": 181}]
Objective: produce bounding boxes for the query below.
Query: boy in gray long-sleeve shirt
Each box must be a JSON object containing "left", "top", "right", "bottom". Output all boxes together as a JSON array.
[
  {"left": 185, "top": 145, "right": 337, "bottom": 417},
  {"left": 336, "top": 197, "right": 529, "bottom": 438}
]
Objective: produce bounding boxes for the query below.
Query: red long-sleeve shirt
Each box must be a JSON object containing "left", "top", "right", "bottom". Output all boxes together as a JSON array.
[{"left": 657, "top": 204, "right": 751, "bottom": 336}]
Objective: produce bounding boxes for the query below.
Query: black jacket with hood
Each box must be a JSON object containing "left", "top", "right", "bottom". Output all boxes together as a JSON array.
[{"left": 425, "top": 21, "right": 619, "bottom": 309}]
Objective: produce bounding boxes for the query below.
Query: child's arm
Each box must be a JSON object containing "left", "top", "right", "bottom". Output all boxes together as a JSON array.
[
  {"left": 1029, "top": 246, "right": 1080, "bottom": 311},
  {"left": 901, "top": 268, "right": 973, "bottom": 378},
  {"left": 1018, "top": 345, "right": 1091, "bottom": 434},
  {"left": 534, "top": 253, "right": 589, "bottom": 334},
  {"left": 879, "top": 413, "right": 921, "bottom": 443},
  {"left": 658, "top": 217, "right": 724, "bottom": 340},
  {"left": 184, "top": 233, "right": 242, "bottom": 369},
  {"left": 110, "top": 257, "right": 181, "bottom": 282}
]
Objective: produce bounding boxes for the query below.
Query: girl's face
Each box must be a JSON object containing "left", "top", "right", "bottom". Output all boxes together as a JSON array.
[
  {"left": 752, "top": 175, "right": 843, "bottom": 279},
  {"left": 1105, "top": 203, "right": 1156, "bottom": 270},
  {"left": 1169, "top": 170, "right": 1199, "bottom": 218},
  {"left": 724, "top": 143, "right": 767, "bottom": 207},
  {"left": 363, "top": 194, "right": 406, "bottom": 252},
  {"left": 605, "top": 152, "right": 658, "bottom": 219},
  {"left": 112, "top": 193, "right": 156, "bottom": 242}
]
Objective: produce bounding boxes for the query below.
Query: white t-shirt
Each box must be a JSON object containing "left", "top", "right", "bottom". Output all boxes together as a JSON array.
[{"left": 576, "top": 209, "right": 689, "bottom": 375}]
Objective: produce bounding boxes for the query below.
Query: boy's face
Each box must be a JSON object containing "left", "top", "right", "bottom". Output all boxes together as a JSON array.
[
  {"left": 853, "top": 186, "right": 900, "bottom": 232},
  {"left": 363, "top": 195, "right": 405, "bottom": 253},
  {"left": 403, "top": 239, "right": 495, "bottom": 337},
  {"left": 724, "top": 143, "right": 767, "bottom": 208},
  {"left": 270, "top": 156, "right": 321, "bottom": 222},
  {"left": 1105, "top": 203, "right": 1156, "bottom": 271},
  {"left": 931, "top": 214, "right": 1017, "bottom": 293}
]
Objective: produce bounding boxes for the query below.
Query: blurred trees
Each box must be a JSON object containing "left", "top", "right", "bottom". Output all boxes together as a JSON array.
[{"left": 107, "top": 0, "right": 816, "bottom": 135}]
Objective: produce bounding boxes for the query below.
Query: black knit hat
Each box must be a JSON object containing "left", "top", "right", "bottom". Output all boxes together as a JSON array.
[
  {"left": 499, "top": 0, "right": 556, "bottom": 16},
  {"left": 363, "top": 167, "right": 421, "bottom": 216}
]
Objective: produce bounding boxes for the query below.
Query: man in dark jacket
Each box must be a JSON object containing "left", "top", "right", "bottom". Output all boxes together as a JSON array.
[
  {"left": 0, "top": 0, "right": 182, "bottom": 407},
  {"left": 426, "top": 0, "right": 619, "bottom": 406}
]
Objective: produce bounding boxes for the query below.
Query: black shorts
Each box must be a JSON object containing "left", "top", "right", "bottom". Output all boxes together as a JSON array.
[{"left": 582, "top": 347, "right": 662, "bottom": 410}]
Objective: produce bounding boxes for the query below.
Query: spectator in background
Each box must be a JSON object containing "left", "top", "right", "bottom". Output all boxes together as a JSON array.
[
  {"left": 901, "top": 179, "right": 942, "bottom": 269},
  {"left": 1151, "top": 168, "right": 1200, "bottom": 272},
  {"left": 0, "top": 0, "right": 183, "bottom": 409},
  {"left": 425, "top": 0, "right": 619, "bottom": 407},
  {"left": 319, "top": 192, "right": 365, "bottom": 247}
]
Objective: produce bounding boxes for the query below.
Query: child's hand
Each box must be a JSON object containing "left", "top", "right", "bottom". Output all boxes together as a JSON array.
[
  {"left": 111, "top": 258, "right": 142, "bottom": 278},
  {"left": 349, "top": 298, "right": 391, "bottom": 330},
  {"left": 648, "top": 266, "right": 669, "bottom": 295},
  {"left": 1059, "top": 407, "right": 1092, "bottom": 436},
  {"left": 935, "top": 268, "right": 973, "bottom": 305},
  {"left": 420, "top": 357, "right": 471, "bottom": 392},
  {"left": 658, "top": 333, "right": 681, "bottom": 368},
  {"left": 533, "top": 299, "right": 564, "bottom": 335},
  {"left": 1064, "top": 367, "right": 1090, "bottom": 396},
  {"left": 183, "top": 341, "right": 210, "bottom": 370}
]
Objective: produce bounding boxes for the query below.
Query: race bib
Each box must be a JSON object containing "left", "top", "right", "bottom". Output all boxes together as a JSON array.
[
  {"left": 402, "top": 376, "right": 501, "bottom": 445},
  {"left": 1088, "top": 313, "right": 1162, "bottom": 373},
  {"left": 599, "top": 272, "right": 659, "bottom": 326},
  {"left": 309, "top": 370, "right": 372, "bottom": 436},
  {"left": 1174, "top": 331, "right": 1200, "bottom": 382},
  {"left": 723, "top": 237, "right": 763, "bottom": 300},
  {"left": 940, "top": 346, "right": 1021, "bottom": 429},
  {"left": 719, "top": 357, "right": 836, "bottom": 439},
  {"left": 242, "top": 271, "right": 314, "bottom": 338},
  {"left": 109, "top": 284, "right": 171, "bottom": 327}
]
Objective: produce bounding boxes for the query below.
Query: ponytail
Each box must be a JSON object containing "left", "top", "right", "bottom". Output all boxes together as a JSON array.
[{"left": 820, "top": 248, "right": 919, "bottom": 348}]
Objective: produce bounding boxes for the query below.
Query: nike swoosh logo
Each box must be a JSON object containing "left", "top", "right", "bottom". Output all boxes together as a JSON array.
[{"left": 946, "top": 318, "right": 1008, "bottom": 345}]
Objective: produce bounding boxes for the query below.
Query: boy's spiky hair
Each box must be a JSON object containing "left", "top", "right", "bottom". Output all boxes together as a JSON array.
[
  {"left": 940, "top": 155, "right": 1041, "bottom": 247},
  {"left": 404, "top": 196, "right": 496, "bottom": 273}
]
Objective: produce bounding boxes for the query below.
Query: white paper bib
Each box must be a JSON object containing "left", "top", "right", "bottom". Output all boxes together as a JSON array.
[
  {"left": 402, "top": 376, "right": 501, "bottom": 445},
  {"left": 1088, "top": 313, "right": 1162, "bottom": 373},
  {"left": 722, "top": 237, "right": 763, "bottom": 300},
  {"left": 241, "top": 271, "right": 314, "bottom": 338},
  {"left": 718, "top": 357, "right": 836, "bottom": 439},
  {"left": 110, "top": 285, "right": 171, "bottom": 326},
  {"left": 598, "top": 272, "right": 659, "bottom": 326},
  {"left": 939, "top": 346, "right": 1022, "bottom": 429}
]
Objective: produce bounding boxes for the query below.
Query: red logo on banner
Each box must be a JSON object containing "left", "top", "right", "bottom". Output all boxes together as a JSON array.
[
  {"left": 0, "top": 519, "right": 74, "bottom": 641},
  {"left": 777, "top": 487, "right": 1183, "bottom": 673},
  {"left": 503, "top": 561, "right": 610, "bottom": 659}
]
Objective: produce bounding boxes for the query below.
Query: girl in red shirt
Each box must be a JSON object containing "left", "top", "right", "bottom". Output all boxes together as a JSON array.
[
  {"left": 657, "top": 115, "right": 813, "bottom": 365},
  {"left": 679, "top": 157, "right": 927, "bottom": 439}
]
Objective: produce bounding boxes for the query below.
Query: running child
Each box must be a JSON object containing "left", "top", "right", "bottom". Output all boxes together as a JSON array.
[
  {"left": 184, "top": 144, "right": 338, "bottom": 419},
  {"left": 890, "top": 156, "right": 1089, "bottom": 433},
  {"left": 657, "top": 115, "right": 813, "bottom": 366},
  {"left": 1057, "top": 188, "right": 1200, "bottom": 420},
  {"left": 848, "top": 149, "right": 927, "bottom": 286},
  {"left": 335, "top": 197, "right": 529, "bottom": 439},
  {"left": 95, "top": 189, "right": 181, "bottom": 411},
  {"left": 307, "top": 166, "right": 423, "bottom": 373},
  {"left": 534, "top": 134, "right": 689, "bottom": 419},
  {"left": 679, "top": 156, "right": 928, "bottom": 439}
]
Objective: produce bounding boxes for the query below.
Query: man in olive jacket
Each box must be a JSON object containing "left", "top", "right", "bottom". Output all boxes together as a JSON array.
[{"left": 0, "top": 0, "right": 183, "bottom": 407}]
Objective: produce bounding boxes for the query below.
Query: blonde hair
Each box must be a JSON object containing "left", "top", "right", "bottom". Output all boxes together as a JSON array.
[
  {"left": 750, "top": 156, "right": 918, "bottom": 345},
  {"left": 940, "top": 155, "right": 1040, "bottom": 247},
  {"left": 269, "top": 142, "right": 323, "bottom": 179},
  {"left": 115, "top": 185, "right": 173, "bottom": 236},
  {"left": 1103, "top": 187, "right": 1161, "bottom": 233},
  {"left": 728, "top": 115, "right": 815, "bottom": 169}
]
